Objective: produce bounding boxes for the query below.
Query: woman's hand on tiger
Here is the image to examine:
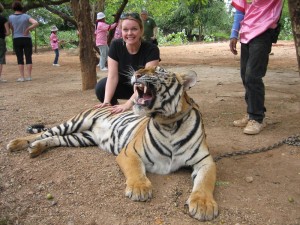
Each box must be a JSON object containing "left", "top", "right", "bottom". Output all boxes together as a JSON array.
[
  {"left": 94, "top": 102, "right": 111, "bottom": 109},
  {"left": 110, "top": 102, "right": 132, "bottom": 114}
]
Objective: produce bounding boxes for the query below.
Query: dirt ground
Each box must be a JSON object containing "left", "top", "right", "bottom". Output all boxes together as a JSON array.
[{"left": 0, "top": 41, "right": 299, "bottom": 225}]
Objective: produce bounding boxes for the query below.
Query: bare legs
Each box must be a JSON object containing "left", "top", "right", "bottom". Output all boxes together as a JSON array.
[{"left": 17, "top": 64, "right": 32, "bottom": 81}]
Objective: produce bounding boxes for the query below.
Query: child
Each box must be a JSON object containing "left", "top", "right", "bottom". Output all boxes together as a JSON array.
[
  {"left": 95, "top": 12, "right": 117, "bottom": 71},
  {"left": 50, "top": 25, "right": 60, "bottom": 66}
]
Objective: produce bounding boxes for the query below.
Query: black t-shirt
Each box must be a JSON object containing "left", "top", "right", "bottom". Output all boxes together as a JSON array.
[
  {"left": 108, "top": 38, "right": 160, "bottom": 82},
  {"left": 0, "top": 15, "right": 8, "bottom": 39}
]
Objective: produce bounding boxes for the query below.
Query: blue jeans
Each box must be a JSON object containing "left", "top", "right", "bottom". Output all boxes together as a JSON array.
[
  {"left": 240, "top": 30, "right": 272, "bottom": 123},
  {"left": 53, "top": 48, "right": 59, "bottom": 64},
  {"left": 98, "top": 45, "right": 109, "bottom": 69}
]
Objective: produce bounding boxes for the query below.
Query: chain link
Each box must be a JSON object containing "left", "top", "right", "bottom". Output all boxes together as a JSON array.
[{"left": 214, "top": 134, "right": 300, "bottom": 162}]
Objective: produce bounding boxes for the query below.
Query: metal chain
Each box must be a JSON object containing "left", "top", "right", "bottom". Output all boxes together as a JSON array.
[{"left": 214, "top": 134, "right": 300, "bottom": 162}]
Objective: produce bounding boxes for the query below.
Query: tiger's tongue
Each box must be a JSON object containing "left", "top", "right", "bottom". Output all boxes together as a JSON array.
[{"left": 137, "top": 94, "right": 152, "bottom": 104}]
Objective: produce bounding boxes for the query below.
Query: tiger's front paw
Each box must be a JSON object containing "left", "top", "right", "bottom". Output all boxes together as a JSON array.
[
  {"left": 7, "top": 139, "right": 30, "bottom": 152},
  {"left": 125, "top": 177, "right": 152, "bottom": 202},
  {"left": 186, "top": 191, "right": 218, "bottom": 221}
]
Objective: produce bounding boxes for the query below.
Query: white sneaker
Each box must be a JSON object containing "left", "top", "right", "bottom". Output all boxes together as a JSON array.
[
  {"left": 100, "top": 67, "right": 108, "bottom": 71},
  {"left": 25, "top": 77, "right": 32, "bottom": 81},
  {"left": 53, "top": 64, "right": 60, "bottom": 66},
  {"left": 0, "top": 78, "right": 7, "bottom": 83},
  {"left": 17, "top": 77, "right": 25, "bottom": 82},
  {"left": 233, "top": 114, "right": 249, "bottom": 127},
  {"left": 243, "top": 120, "right": 266, "bottom": 135}
]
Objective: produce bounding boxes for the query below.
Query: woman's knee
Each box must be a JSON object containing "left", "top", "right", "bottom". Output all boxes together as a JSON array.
[{"left": 95, "top": 78, "right": 106, "bottom": 102}]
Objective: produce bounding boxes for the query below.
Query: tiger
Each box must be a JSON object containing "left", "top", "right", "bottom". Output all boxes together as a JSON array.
[{"left": 7, "top": 66, "right": 218, "bottom": 221}]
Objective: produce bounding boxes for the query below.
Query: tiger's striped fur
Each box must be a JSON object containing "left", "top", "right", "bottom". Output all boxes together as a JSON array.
[{"left": 7, "top": 66, "right": 218, "bottom": 221}]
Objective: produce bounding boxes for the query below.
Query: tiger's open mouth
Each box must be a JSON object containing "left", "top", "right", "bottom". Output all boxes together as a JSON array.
[{"left": 134, "top": 82, "right": 155, "bottom": 106}]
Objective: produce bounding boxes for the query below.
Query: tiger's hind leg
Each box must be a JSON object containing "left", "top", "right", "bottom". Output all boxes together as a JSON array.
[
  {"left": 28, "top": 131, "right": 98, "bottom": 158},
  {"left": 7, "top": 133, "right": 43, "bottom": 152},
  {"left": 186, "top": 156, "right": 218, "bottom": 221}
]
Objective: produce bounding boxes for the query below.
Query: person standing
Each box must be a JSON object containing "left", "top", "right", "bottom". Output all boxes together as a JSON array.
[
  {"left": 0, "top": 3, "right": 10, "bottom": 82},
  {"left": 140, "top": 10, "right": 158, "bottom": 45},
  {"left": 95, "top": 12, "right": 160, "bottom": 114},
  {"left": 50, "top": 25, "right": 60, "bottom": 66},
  {"left": 113, "top": 20, "right": 122, "bottom": 40},
  {"left": 95, "top": 12, "right": 117, "bottom": 71},
  {"left": 9, "top": 1, "right": 39, "bottom": 82},
  {"left": 229, "top": 0, "right": 283, "bottom": 135}
]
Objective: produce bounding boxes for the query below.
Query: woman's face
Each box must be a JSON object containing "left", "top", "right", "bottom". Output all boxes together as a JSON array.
[{"left": 121, "top": 19, "right": 142, "bottom": 45}]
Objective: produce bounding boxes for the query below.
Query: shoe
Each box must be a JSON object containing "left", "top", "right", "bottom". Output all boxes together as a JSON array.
[
  {"left": 0, "top": 78, "right": 7, "bottom": 83},
  {"left": 243, "top": 120, "right": 266, "bottom": 135},
  {"left": 101, "top": 67, "right": 108, "bottom": 71},
  {"left": 233, "top": 114, "right": 249, "bottom": 127},
  {"left": 25, "top": 77, "right": 32, "bottom": 81},
  {"left": 17, "top": 77, "right": 25, "bottom": 82},
  {"left": 53, "top": 64, "right": 60, "bottom": 66}
]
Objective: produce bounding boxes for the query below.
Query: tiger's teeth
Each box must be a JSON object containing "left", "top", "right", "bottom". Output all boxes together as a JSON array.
[{"left": 144, "top": 86, "right": 147, "bottom": 94}]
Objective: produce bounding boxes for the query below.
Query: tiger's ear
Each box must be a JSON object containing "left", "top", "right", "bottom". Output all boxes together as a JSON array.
[{"left": 181, "top": 70, "right": 197, "bottom": 90}]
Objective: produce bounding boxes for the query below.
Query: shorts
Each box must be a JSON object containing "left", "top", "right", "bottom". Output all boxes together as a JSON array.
[{"left": 0, "top": 38, "right": 7, "bottom": 64}]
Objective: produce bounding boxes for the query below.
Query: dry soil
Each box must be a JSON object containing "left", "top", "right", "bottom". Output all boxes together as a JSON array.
[{"left": 0, "top": 41, "right": 299, "bottom": 225}]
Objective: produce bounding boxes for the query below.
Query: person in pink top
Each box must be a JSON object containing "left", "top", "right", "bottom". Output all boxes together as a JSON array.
[
  {"left": 50, "top": 25, "right": 60, "bottom": 66},
  {"left": 113, "top": 21, "right": 122, "bottom": 40},
  {"left": 95, "top": 12, "right": 117, "bottom": 71},
  {"left": 229, "top": 0, "right": 283, "bottom": 135}
]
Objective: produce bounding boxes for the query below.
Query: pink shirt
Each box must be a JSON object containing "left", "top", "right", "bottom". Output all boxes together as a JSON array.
[
  {"left": 232, "top": 0, "right": 283, "bottom": 44},
  {"left": 50, "top": 32, "right": 59, "bottom": 50},
  {"left": 113, "top": 27, "right": 122, "bottom": 39},
  {"left": 95, "top": 21, "right": 117, "bottom": 46}
]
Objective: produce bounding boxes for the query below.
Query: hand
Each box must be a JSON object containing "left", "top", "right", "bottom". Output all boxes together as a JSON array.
[
  {"left": 94, "top": 102, "right": 111, "bottom": 109},
  {"left": 110, "top": 102, "right": 132, "bottom": 114},
  {"left": 23, "top": 29, "right": 30, "bottom": 36},
  {"left": 229, "top": 38, "right": 238, "bottom": 55}
]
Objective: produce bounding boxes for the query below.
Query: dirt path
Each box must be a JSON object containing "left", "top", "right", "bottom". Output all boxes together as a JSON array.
[{"left": 0, "top": 41, "right": 299, "bottom": 225}]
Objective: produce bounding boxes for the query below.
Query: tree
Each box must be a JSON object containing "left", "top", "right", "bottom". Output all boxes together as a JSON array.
[
  {"left": 70, "top": 0, "right": 98, "bottom": 90},
  {"left": 288, "top": 0, "right": 300, "bottom": 75}
]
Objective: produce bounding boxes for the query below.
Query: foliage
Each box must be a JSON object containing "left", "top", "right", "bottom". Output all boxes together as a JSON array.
[
  {"left": 279, "top": 17, "right": 293, "bottom": 40},
  {"left": 158, "top": 30, "right": 188, "bottom": 46},
  {"left": 2, "top": 0, "right": 293, "bottom": 49}
]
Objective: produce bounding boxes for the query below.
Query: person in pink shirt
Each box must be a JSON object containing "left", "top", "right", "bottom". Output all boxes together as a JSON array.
[
  {"left": 95, "top": 12, "right": 117, "bottom": 71},
  {"left": 229, "top": 0, "right": 283, "bottom": 135},
  {"left": 113, "top": 21, "right": 122, "bottom": 40},
  {"left": 50, "top": 25, "right": 60, "bottom": 66}
]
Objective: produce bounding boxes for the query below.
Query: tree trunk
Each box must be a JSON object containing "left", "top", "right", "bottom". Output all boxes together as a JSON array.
[
  {"left": 288, "top": 0, "right": 300, "bottom": 75},
  {"left": 107, "top": 0, "right": 128, "bottom": 45},
  {"left": 70, "top": 0, "right": 98, "bottom": 90}
]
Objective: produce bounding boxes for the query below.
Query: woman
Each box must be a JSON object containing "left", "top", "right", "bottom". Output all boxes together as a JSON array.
[
  {"left": 9, "top": 1, "right": 39, "bottom": 82},
  {"left": 95, "top": 12, "right": 160, "bottom": 114}
]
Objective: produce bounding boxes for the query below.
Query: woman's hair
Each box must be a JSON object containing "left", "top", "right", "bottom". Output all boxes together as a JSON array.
[
  {"left": 120, "top": 13, "right": 144, "bottom": 33},
  {"left": 12, "top": 1, "right": 23, "bottom": 12}
]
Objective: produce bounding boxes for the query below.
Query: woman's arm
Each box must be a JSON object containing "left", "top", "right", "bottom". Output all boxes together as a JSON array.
[
  {"left": 23, "top": 17, "right": 39, "bottom": 36},
  {"left": 103, "top": 56, "right": 119, "bottom": 104},
  {"left": 4, "top": 22, "right": 10, "bottom": 36}
]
